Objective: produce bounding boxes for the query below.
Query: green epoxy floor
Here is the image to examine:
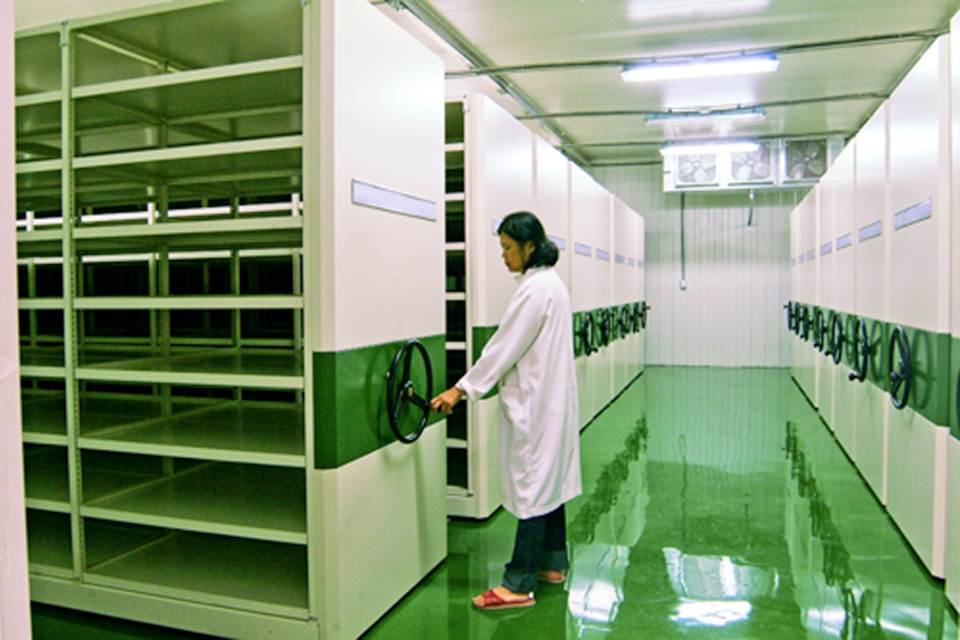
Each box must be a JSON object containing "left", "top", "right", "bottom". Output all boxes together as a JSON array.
[{"left": 32, "top": 367, "right": 959, "bottom": 639}]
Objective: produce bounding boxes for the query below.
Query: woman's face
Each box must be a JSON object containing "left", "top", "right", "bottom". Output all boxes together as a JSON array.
[{"left": 500, "top": 233, "right": 534, "bottom": 273}]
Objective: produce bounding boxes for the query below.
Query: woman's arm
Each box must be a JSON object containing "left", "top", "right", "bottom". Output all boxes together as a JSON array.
[
  {"left": 447, "top": 282, "right": 547, "bottom": 402},
  {"left": 430, "top": 386, "right": 465, "bottom": 415}
]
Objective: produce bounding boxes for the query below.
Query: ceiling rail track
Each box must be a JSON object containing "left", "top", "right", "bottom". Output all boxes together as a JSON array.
[
  {"left": 446, "top": 28, "right": 947, "bottom": 78},
  {"left": 518, "top": 92, "right": 889, "bottom": 122},
  {"left": 388, "top": 0, "right": 590, "bottom": 166}
]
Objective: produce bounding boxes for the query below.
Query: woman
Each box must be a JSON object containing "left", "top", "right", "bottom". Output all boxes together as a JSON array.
[{"left": 431, "top": 211, "right": 581, "bottom": 610}]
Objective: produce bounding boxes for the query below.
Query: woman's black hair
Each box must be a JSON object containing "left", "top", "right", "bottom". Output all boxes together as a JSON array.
[{"left": 497, "top": 211, "right": 560, "bottom": 270}]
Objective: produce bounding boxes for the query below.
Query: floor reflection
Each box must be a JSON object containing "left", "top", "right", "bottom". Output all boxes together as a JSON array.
[{"left": 366, "top": 367, "right": 958, "bottom": 639}]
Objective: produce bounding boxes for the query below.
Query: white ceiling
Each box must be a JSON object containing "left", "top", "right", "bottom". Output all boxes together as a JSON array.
[{"left": 377, "top": 0, "right": 960, "bottom": 169}]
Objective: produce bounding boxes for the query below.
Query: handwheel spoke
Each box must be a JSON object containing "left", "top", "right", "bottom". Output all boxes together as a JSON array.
[{"left": 409, "top": 394, "right": 430, "bottom": 411}]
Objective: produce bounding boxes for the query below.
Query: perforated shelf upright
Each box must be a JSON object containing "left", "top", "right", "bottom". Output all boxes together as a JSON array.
[{"left": 443, "top": 100, "right": 473, "bottom": 509}]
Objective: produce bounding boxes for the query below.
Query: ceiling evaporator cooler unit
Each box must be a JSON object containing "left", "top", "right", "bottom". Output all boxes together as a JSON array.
[
  {"left": 675, "top": 153, "right": 718, "bottom": 186},
  {"left": 663, "top": 136, "right": 842, "bottom": 192},
  {"left": 784, "top": 138, "right": 828, "bottom": 181}
]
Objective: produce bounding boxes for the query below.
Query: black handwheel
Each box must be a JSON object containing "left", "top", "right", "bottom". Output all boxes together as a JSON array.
[
  {"left": 888, "top": 325, "right": 912, "bottom": 411},
  {"left": 848, "top": 317, "right": 869, "bottom": 382},
  {"left": 575, "top": 312, "right": 596, "bottom": 356},
  {"left": 640, "top": 301, "right": 651, "bottom": 330},
  {"left": 386, "top": 339, "right": 433, "bottom": 444},
  {"left": 800, "top": 306, "right": 810, "bottom": 342},
  {"left": 619, "top": 305, "right": 631, "bottom": 338},
  {"left": 631, "top": 302, "right": 641, "bottom": 333},
  {"left": 573, "top": 314, "right": 584, "bottom": 357},
  {"left": 813, "top": 308, "right": 826, "bottom": 352},
  {"left": 597, "top": 308, "right": 611, "bottom": 347},
  {"left": 824, "top": 312, "right": 844, "bottom": 365},
  {"left": 784, "top": 302, "right": 793, "bottom": 332},
  {"left": 579, "top": 311, "right": 596, "bottom": 356}
]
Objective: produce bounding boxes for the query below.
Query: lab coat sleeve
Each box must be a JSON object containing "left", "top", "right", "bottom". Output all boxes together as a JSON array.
[{"left": 457, "top": 285, "right": 545, "bottom": 401}]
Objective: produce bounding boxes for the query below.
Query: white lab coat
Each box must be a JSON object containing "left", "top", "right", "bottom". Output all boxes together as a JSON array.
[{"left": 457, "top": 266, "right": 581, "bottom": 519}]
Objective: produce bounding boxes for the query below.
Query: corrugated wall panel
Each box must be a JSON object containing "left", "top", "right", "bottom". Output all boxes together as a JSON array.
[{"left": 591, "top": 165, "right": 801, "bottom": 367}]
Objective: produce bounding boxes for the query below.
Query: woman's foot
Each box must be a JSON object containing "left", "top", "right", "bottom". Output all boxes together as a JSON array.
[
  {"left": 538, "top": 570, "right": 566, "bottom": 584},
  {"left": 472, "top": 585, "right": 535, "bottom": 609}
]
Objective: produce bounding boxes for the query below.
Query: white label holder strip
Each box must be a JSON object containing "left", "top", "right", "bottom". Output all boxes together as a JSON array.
[{"left": 351, "top": 179, "right": 437, "bottom": 222}]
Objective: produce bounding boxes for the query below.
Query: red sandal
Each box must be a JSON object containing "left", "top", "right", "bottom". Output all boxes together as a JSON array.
[{"left": 472, "top": 588, "right": 536, "bottom": 610}]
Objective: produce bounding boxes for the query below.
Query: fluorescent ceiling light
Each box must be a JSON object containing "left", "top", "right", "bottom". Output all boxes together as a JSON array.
[
  {"left": 622, "top": 53, "right": 779, "bottom": 83},
  {"left": 628, "top": 0, "right": 769, "bottom": 22},
  {"left": 660, "top": 140, "right": 761, "bottom": 156},
  {"left": 646, "top": 107, "right": 766, "bottom": 126}
]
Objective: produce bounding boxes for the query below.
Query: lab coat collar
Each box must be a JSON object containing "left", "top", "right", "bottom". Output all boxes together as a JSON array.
[{"left": 516, "top": 265, "right": 549, "bottom": 283}]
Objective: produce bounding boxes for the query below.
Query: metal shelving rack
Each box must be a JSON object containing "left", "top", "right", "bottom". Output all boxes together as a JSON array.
[
  {"left": 444, "top": 100, "right": 471, "bottom": 502},
  {"left": 16, "top": 0, "right": 313, "bottom": 628}
]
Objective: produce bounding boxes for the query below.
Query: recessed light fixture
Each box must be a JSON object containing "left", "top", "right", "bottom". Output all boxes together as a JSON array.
[
  {"left": 646, "top": 107, "right": 766, "bottom": 126},
  {"left": 622, "top": 52, "right": 780, "bottom": 83},
  {"left": 660, "top": 140, "right": 761, "bottom": 156}
]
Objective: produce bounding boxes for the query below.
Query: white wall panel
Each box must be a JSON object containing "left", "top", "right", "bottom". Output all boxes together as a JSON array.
[
  {"left": 887, "top": 37, "right": 952, "bottom": 334},
  {"left": 592, "top": 165, "right": 795, "bottom": 368},
  {"left": 316, "top": 425, "right": 446, "bottom": 640},
  {"left": 818, "top": 179, "right": 835, "bottom": 427},
  {"left": 646, "top": 368, "right": 789, "bottom": 472},
  {"left": 884, "top": 36, "right": 951, "bottom": 582},
  {"left": 833, "top": 143, "right": 857, "bottom": 315},
  {"left": 570, "top": 162, "right": 607, "bottom": 312},
  {"left": 832, "top": 143, "right": 857, "bottom": 457},
  {"left": 800, "top": 188, "right": 819, "bottom": 306},
  {"left": 613, "top": 197, "right": 635, "bottom": 306},
  {"left": 1, "top": 0, "right": 32, "bottom": 634},
  {"left": 802, "top": 189, "right": 820, "bottom": 404},
  {"left": 612, "top": 198, "right": 634, "bottom": 393},
  {"left": 855, "top": 103, "right": 890, "bottom": 323},
  {"left": 594, "top": 196, "right": 614, "bottom": 410},
  {"left": 948, "top": 13, "right": 960, "bottom": 612},
  {"left": 467, "top": 94, "right": 534, "bottom": 328},
  {"left": 855, "top": 384, "right": 889, "bottom": 504},
  {"left": 309, "top": 2, "right": 446, "bottom": 636},
  {"left": 534, "top": 137, "right": 571, "bottom": 289},
  {"left": 947, "top": 438, "right": 960, "bottom": 609},
  {"left": 886, "top": 411, "right": 949, "bottom": 577},
  {"left": 314, "top": 0, "right": 445, "bottom": 351},
  {"left": 851, "top": 103, "right": 890, "bottom": 510}
]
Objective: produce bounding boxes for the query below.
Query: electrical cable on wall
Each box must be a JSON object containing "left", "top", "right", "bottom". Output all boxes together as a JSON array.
[{"left": 679, "top": 192, "right": 687, "bottom": 290}]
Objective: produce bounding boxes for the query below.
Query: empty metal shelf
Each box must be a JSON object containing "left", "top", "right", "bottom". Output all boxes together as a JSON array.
[
  {"left": 82, "top": 462, "right": 305, "bottom": 544},
  {"left": 85, "top": 530, "right": 308, "bottom": 617},
  {"left": 26, "top": 511, "right": 73, "bottom": 577},
  {"left": 21, "top": 395, "right": 67, "bottom": 444},
  {"left": 24, "top": 447, "right": 70, "bottom": 512},
  {"left": 80, "top": 402, "right": 304, "bottom": 467},
  {"left": 77, "top": 349, "right": 304, "bottom": 389}
]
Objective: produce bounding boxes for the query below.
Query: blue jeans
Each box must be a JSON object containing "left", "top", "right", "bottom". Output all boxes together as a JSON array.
[{"left": 502, "top": 505, "right": 569, "bottom": 594}]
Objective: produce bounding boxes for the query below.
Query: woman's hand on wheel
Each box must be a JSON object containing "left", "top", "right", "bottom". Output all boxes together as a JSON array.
[{"left": 431, "top": 387, "right": 465, "bottom": 415}]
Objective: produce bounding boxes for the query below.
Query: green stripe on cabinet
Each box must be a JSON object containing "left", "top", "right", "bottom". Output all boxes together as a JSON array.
[
  {"left": 471, "top": 325, "right": 498, "bottom": 363},
  {"left": 792, "top": 303, "right": 953, "bottom": 427},
  {"left": 863, "top": 317, "right": 890, "bottom": 391},
  {"left": 894, "top": 324, "right": 951, "bottom": 427},
  {"left": 471, "top": 325, "right": 500, "bottom": 400},
  {"left": 313, "top": 334, "right": 446, "bottom": 469},
  {"left": 951, "top": 337, "right": 960, "bottom": 438}
]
